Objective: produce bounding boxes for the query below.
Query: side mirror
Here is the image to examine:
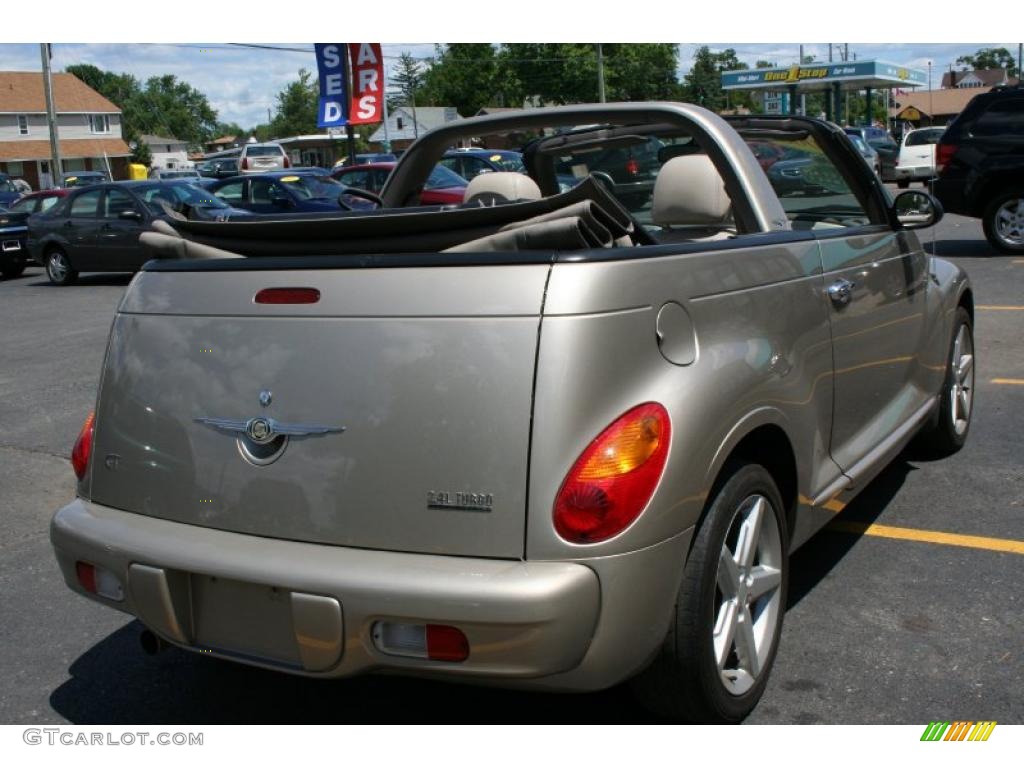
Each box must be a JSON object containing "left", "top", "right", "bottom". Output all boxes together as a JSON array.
[
  {"left": 894, "top": 190, "right": 943, "bottom": 230},
  {"left": 118, "top": 209, "right": 143, "bottom": 221}
]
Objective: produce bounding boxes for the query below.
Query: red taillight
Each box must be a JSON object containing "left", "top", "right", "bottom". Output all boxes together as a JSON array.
[
  {"left": 76, "top": 561, "right": 97, "bottom": 594},
  {"left": 254, "top": 287, "right": 321, "bottom": 304},
  {"left": 625, "top": 158, "right": 640, "bottom": 175},
  {"left": 241, "top": 156, "right": 249, "bottom": 170},
  {"left": 936, "top": 142, "right": 957, "bottom": 174},
  {"left": 554, "top": 403, "right": 670, "bottom": 544},
  {"left": 426, "top": 624, "right": 470, "bottom": 662},
  {"left": 71, "top": 410, "right": 95, "bottom": 480},
  {"left": 283, "top": 155, "right": 291, "bottom": 168}
]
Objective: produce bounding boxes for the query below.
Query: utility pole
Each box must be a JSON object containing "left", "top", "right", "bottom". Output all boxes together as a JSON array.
[
  {"left": 596, "top": 43, "right": 606, "bottom": 103},
  {"left": 40, "top": 44, "right": 62, "bottom": 189},
  {"left": 829, "top": 44, "right": 833, "bottom": 63},
  {"left": 1019, "top": 43, "right": 1022, "bottom": 80}
]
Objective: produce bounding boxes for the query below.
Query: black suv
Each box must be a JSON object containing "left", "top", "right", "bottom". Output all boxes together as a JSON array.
[{"left": 933, "top": 84, "right": 1024, "bottom": 253}]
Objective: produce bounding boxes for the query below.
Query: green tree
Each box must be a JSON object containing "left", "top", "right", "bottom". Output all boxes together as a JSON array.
[
  {"left": 130, "top": 139, "right": 152, "bottom": 166},
  {"left": 681, "top": 47, "right": 746, "bottom": 112},
  {"left": 420, "top": 44, "right": 499, "bottom": 116},
  {"left": 390, "top": 51, "right": 426, "bottom": 116},
  {"left": 214, "top": 121, "right": 246, "bottom": 140},
  {"left": 956, "top": 47, "right": 1018, "bottom": 77},
  {"left": 268, "top": 69, "right": 319, "bottom": 138},
  {"left": 136, "top": 74, "right": 218, "bottom": 147},
  {"left": 67, "top": 64, "right": 219, "bottom": 150}
]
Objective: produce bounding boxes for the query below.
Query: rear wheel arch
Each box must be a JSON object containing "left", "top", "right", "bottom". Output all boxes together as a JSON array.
[
  {"left": 702, "top": 420, "right": 799, "bottom": 542},
  {"left": 958, "top": 287, "right": 974, "bottom": 324}
]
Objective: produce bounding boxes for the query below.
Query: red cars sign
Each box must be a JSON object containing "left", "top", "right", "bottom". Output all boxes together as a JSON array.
[{"left": 347, "top": 43, "right": 383, "bottom": 125}]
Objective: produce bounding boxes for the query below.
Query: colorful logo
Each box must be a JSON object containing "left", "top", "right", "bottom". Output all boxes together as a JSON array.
[{"left": 920, "top": 721, "right": 997, "bottom": 741}]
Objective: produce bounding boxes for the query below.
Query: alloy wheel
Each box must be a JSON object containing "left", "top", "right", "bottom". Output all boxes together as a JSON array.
[
  {"left": 713, "top": 494, "right": 783, "bottom": 696},
  {"left": 950, "top": 324, "right": 974, "bottom": 436},
  {"left": 48, "top": 251, "right": 68, "bottom": 283},
  {"left": 993, "top": 197, "right": 1024, "bottom": 247}
]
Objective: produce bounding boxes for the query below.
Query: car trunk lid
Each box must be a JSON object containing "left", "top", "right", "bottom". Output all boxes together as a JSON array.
[{"left": 88, "top": 263, "right": 549, "bottom": 559}]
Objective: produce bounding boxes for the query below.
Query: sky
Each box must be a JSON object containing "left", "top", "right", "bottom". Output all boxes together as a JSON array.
[
  {"left": 0, "top": 1, "right": 1016, "bottom": 129},
  {"left": 0, "top": 42, "right": 1017, "bottom": 130}
]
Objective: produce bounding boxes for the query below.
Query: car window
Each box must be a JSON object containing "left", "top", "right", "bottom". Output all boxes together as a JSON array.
[
  {"left": 103, "top": 189, "right": 140, "bottom": 218},
  {"left": 743, "top": 134, "right": 878, "bottom": 228},
  {"left": 458, "top": 157, "right": 489, "bottom": 181},
  {"left": 277, "top": 174, "right": 343, "bottom": 200},
  {"left": 439, "top": 158, "right": 461, "bottom": 176},
  {"left": 426, "top": 164, "right": 468, "bottom": 190},
  {"left": 215, "top": 180, "right": 245, "bottom": 202},
  {"left": 487, "top": 153, "right": 526, "bottom": 172},
  {"left": 250, "top": 178, "right": 285, "bottom": 204},
  {"left": 8, "top": 197, "right": 34, "bottom": 212},
  {"left": 245, "top": 146, "right": 285, "bottom": 157},
  {"left": 39, "top": 196, "right": 60, "bottom": 212},
  {"left": 69, "top": 189, "right": 102, "bottom": 217},
  {"left": 336, "top": 170, "right": 370, "bottom": 190},
  {"left": 905, "top": 129, "right": 944, "bottom": 147},
  {"left": 972, "top": 98, "right": 1024, "bottom": 137}
]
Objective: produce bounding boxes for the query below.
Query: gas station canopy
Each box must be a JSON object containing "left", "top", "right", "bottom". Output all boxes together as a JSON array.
[{"left": 722, "top": 60, "right": 927, "bottom": 94}]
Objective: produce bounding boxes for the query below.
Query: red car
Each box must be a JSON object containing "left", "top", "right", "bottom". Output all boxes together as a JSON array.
[{"left": 332, "top": 162, "right": 467, "bottom": 206}]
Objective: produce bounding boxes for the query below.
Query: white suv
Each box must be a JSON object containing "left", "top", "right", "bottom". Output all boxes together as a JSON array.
[{"left": 239, "top": 142, "right": 290, "bottom": 174}]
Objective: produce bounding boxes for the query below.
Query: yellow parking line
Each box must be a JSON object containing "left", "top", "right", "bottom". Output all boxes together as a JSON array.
[
  {"left": 977, "top": 305, "right": 1024, "bottom": 310},
  {"left": 828, "top": 521, "right": 1024, "bottom": 555},
  {"left": 992, "top": 378, "right": 1024, "bottom": 385}
]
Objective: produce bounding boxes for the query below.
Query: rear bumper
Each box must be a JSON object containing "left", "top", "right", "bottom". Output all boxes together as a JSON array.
[{"left": 51, "top": 498, "right": 606, "bottom": 683}]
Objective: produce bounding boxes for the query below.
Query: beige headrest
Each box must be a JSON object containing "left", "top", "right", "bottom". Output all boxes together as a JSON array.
[
  {"left": 652, "top": 154, "right": 731, "bottom": 226},
  {"left": 464, "top": 172, "right": 542, "bottom": 205}
]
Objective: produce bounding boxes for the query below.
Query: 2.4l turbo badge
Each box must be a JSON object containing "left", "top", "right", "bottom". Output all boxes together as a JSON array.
[{"left": 427, "top": 491, "right": 494, "bottom": 513}]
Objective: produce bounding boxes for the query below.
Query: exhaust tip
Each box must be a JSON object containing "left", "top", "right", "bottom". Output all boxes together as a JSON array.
[{"left": 140, "top": 629, "right": 167, "bottom": 656}]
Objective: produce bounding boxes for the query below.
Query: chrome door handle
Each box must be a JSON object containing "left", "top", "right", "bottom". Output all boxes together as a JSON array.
[{"left": 828, "top": 279, "right": 855, "bottom": 306}]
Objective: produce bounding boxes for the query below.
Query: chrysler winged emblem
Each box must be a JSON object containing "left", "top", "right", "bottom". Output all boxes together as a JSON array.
[{"left": 194, "top": 391, "right": 345, "bottom": 445}]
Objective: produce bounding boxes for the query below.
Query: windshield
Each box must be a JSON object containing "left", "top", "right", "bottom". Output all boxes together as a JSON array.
[
  {"left": 277, "top": 174, "right": 344, "bottom": 200},
  {"left": 905, "top": 129, "right": 944, "bottom": 146},
  {"left": 848, "top": 135, "right": 869, "bottom": 153},
  {"left": 485, "top": 152, "right": 526, "bottom": 172},
  {"left": 64, "top": 175, "right": 104, "bottom": 187},
  {"left": 426, "top": 164, "right": 468, "bottom": 189},
  {"left": 136, "top": 183, "right": 230, "bottom": 212},
  {"left": 0, "top": 179, "right": 17, "bottom": 193},
  {"left": 245, "top": 146, "right": 284, "bottom": 157}
]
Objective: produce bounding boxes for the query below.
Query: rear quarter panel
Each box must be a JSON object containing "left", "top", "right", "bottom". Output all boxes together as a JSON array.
[{"left": 527, "top": 239, "right": 841, "bottom": 561}]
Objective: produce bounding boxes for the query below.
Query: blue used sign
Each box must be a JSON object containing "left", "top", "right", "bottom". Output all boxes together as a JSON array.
[{"left": 315, "top": 43, "right": 348, "bottom": 127}]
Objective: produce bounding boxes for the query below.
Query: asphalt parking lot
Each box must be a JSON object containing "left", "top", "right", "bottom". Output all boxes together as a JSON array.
[{"left": 0, "top": 204, "right": 1021, "bottom": 725}]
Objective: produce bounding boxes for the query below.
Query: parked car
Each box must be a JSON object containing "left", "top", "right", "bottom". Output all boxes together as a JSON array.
[
  {"left": 332, "top": 162, "right": 468, "bottom": 205},
  {"left": 29, "top": 181, "right": 249, "bottom": 285},
  {"left": 440, "top": 149, "right": 526, "bottom": 181},
  {"left": 551, "top": 132, "right": 663, "bottom": 208},
  {"left": 0, "top": 190, "right": 69, "bottom": 278},
  {"left": 334, "top": 153, "right": 398, "bottom": 167},
  {"left": 846, "top": 134, "right": 882, "bottom": 176},
  {"left": 0, "top": 205, "right": 31, "bottom": 278},
  {"left": 844, "top": 126, "right": 898, "bottom": 181},
  {"left": 0, "top": 173, "right": 22, "bottom": 207},
  {"left": 148, "top": 168, "right": 202, "bottom": 181},
  {"left": 239, "top": 142, "right": 290, "bottom": 174},
  {"left": 933, "top": 84, "right": 1024, "bottom": 253},
  {"left": 894, "top": 127, "right": 945, "bottom": 188},
  {"left": 50, "top": 104, "right": 971, "bottom": 724},
  {"left": 209, "top": 171, "right": 374, "bottom": 213},
  {"left": 197, "top": 158, "right": 240, "bottom": 179},
  {"left": 61, "top": 171, "right": 108, "bottom": 188}
]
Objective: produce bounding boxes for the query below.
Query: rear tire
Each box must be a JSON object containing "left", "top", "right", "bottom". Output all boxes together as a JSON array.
[
  {"left": 915, "top": 307, "right": 974, "bottom": 456},
  {"left": 981, "top": 190, "right": 1024, "bottom": 254},
  {"left": 896, "top": 179, "right": 910, "bottom": 189},
  {"left": 45, "top": 247, "right": 77, "bottom": 286},
  {"left": 632, "top": 463, "right": 788, "bottom": 723}
]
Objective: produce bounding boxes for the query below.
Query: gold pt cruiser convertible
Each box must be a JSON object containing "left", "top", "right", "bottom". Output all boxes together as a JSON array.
[{"left": 51, "top": 103, "right": 973, "bottom": 722}]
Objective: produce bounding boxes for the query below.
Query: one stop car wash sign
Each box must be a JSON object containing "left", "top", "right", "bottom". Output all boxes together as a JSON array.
[{"left": 314, "top": 43, "right": 383, "bottom": 128}]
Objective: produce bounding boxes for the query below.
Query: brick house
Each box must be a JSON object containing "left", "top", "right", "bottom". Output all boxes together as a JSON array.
[{"left": 0, "top": 71, "right": 132, "bottom": 189}]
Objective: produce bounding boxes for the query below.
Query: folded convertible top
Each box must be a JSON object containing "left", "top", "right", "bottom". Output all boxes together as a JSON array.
[{"left": 150, "top": 175, "right": 646, "bottom": 259}]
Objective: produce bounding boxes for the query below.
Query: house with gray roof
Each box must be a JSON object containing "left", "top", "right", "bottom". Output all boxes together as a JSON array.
[
  {"left": 141, "top": 134, "right": 190, "bottom": 169},
  {"left": 369, "top": 106, "right": 462, "bottom": 151}
]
